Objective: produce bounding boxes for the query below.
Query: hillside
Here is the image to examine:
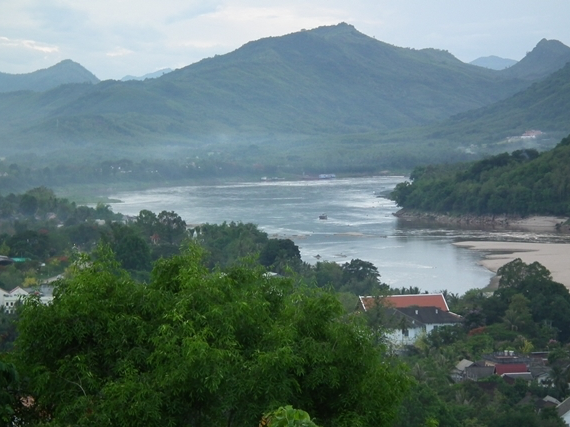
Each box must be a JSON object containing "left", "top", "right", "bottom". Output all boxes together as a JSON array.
[
  {"left": 0, "top": 60, "right": 99, "bottom": 93},
  {"left": 0, "top": 23, "right": 532, "bottom": 151},
  {"left": 390, "top": 134, "right": 570, "bottom": 216},
  {"left": 421, "top": 61, "right": 570, "bottom": 144}
]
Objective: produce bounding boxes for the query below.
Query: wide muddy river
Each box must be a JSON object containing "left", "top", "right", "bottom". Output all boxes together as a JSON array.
[{"left": 107, "top": 176, "right": 557, "bottom": 295}]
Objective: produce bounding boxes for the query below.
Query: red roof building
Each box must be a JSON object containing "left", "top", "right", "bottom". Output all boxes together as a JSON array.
[{"left": 495, "top": 364, "right": 528, "bottom": 376}]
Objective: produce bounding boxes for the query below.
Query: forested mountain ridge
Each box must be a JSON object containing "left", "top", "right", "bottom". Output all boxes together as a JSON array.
[
  {"left": 0, "top": 23, "right": 548, "bottom": 152},
  {"left": 0, "top": 60, "right": 99, "bottom": 93},
  {"left": 391, "top": 134, "right": 570, "bottom": 216}
]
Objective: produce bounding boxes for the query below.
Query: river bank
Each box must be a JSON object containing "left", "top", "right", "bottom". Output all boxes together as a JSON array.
[
  {"left": 454, "top": 240, "right": 570, "bottom": 290},
  {"left": 394, "top": 209, "right": 570, "bottom": 232}
]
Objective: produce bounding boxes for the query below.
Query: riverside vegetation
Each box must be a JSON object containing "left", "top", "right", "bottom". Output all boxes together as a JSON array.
[
  {"left": 2, "top": 189, "right": 570, "bottom": 425},
  {"left": 391, "top": 133, "right": 570, "bottom": 218}
]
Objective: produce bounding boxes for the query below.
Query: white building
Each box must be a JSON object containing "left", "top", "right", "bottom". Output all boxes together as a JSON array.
[
  {"left": 1, "top": 285, "right": 53, "bottom": 314},
  {"left": 359, "top": 293, "right": 463, "bottom": 346}
]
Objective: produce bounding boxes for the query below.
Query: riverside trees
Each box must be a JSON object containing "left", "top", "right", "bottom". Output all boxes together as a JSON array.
[{"left": 10, "top": 244, "right": 411, "bottom": 426}]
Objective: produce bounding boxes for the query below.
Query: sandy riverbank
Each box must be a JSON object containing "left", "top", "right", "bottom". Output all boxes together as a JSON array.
[{"left": 454, "top": 240, "right": 570, "bottom": 289}]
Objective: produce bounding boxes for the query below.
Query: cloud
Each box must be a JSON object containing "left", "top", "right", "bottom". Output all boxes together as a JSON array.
[
  {"left": 106, "top": 47, "right": 134, "bottom": 58},
  {"left": 0, "top": 36, "right": 59, "bottom": 54}
]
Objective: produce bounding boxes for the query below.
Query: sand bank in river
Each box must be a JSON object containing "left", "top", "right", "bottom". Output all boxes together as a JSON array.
[{"left": 453, "top": 240, "right": 570, "bottom": 288}]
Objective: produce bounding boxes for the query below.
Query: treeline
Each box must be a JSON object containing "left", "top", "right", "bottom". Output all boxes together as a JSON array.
[
  {"left": 0, "top": 157, "right": 256, "bottom": 193},
  {"left": 391, "top": 133, "right": 570, "bottom": 216}
]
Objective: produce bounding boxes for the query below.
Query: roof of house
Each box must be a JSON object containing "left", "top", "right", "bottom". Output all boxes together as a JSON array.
[
  {"left": 0, "top": 255, "right": 14, "bottom": 266},
  {"left": 396, "top": 306, "right": 462, "bottom": 326},
  {"left": 465, "top": 366, "right": 496, "bottom": 380},
  {"left": 502, "top": 372, "right": 534, "bottom": 382},
  {"left": 557, "top": 396, "right": 570, "bottom": 417},
  {"left": 495, "top": 364, "right": 528, "bottom": 375},
  {"left": 455, "top": 359, "right": 474, "bottom": 372},
  {"left": 359, "top": 293, "right": 450, "bottom": 312}
]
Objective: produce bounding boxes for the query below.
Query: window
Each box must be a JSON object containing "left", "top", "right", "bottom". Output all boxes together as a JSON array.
[{"left": 402, "top": 328, "right": 409, "bottom": 337}]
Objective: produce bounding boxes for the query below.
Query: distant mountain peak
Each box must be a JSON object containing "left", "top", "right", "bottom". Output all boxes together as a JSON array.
[
  {"left": 470, "top": 55, "right": 517, "bottom": 70},
  {"left": 0, "top": 60, "right": 99, "bottom": 93},
  {"left": 500, "top": 38, "right": 570, "bottom": 80}
]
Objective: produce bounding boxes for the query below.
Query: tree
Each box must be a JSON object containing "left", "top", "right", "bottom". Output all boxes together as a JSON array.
[
  {"left": 0, "top": 360, "right": 20, "bottom": 425},
  {"left": 102, "top": 223, "right": 152, "bottom": 272},
  {"left": 134, "top": 209, "right": 158, "bottom": 241},
  {"left": 13, "top": 243, "right": 411, "bottom": 427},
  {"left": 341, "top": 258, "right": 382, "bottom": 294},
  {"left": 259, "top": 238, "right": 301, "bottom": 271},
  {"left": 157, "top": 210, "right": 187, "bottom": 245}
]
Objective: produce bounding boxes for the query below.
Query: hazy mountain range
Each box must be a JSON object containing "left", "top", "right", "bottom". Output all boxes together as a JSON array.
[
  {"left": 0, "top": 23, "right": 569, "bottom": 174},
  {"left": 121, "top": 68, "right": 173, "bottom": 82},
  {"left": 469, "top": 56, "right": 517, "bottom": 70}
]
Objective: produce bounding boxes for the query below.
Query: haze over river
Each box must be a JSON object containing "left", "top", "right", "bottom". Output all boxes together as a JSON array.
[{"left": 107, "top": 176, "right": 559, "bottom": 295}]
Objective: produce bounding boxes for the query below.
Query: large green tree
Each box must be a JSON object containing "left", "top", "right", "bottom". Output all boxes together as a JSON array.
[{"left": 13, "top": 244, "right": 410, "bottom": 426}]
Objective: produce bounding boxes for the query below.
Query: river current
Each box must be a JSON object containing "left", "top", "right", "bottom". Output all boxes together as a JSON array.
[{"left": 107, "top": 176, "right": 539, "bottom": 295}]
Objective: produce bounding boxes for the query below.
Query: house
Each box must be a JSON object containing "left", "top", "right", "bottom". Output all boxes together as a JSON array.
[
  {"left": 495, "top": 363, "right": 529, "bottom": 376},
  {"left": 2, "top": 285, "right": 53, "bottom": 314},
  {"left": 358, "top": 294, "right": 463, "bottom": 346},
  {"left": 557, "top": 396, "right": 570, "bottom": 424},
  {"left": 452, "top": 359, "right": 474, "bottom": 382},
  {"left": 464, "top": 365, "right": 495, "bottom": 381},
  {"left": 0, "top": 255, "right": 14, "bottom": 266}
]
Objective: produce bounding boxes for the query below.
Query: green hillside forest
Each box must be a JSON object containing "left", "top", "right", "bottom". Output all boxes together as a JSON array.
[{"left": 391, "top": 133, "right": 570, "bottom": 216}]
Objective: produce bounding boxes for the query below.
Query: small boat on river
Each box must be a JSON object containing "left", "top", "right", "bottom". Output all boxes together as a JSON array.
[{"left": 319, "top": 213, "right": 328, "bottom": 220}]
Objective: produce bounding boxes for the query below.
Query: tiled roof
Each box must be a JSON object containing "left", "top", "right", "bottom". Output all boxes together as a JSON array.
[
  {"left": 396, "top": 306, "right": 462, "bottom": 326},
  {"left": 557, "top": 396, "right": 570, "bottom": 417},
  {"left": 495, "top": 363, "right": 528, "bottom": 375},
  {"left": 465, "top": 366, "right": 495, "bottom": 381},
  {"left": 359, "top": 293, "right": 450, "bottom": 312},
  {"left": 455, "top": 359, "right": 474, "bottom": 372}
]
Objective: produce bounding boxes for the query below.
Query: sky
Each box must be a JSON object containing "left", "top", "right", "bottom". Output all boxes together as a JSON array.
[{"left": 1, "top": 0, "right": 570, "bottom": 81}]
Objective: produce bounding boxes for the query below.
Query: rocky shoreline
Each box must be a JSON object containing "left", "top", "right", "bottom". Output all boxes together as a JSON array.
[{"left": 393, "top": 209, "right": 569, "bottom": 232}]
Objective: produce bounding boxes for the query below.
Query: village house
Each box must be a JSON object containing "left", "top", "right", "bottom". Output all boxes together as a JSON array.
[
  {"left": 358, "top": 293, "right": 463, "bottom": 346},
  {"left": 1, "top": 285, "right": 53, "bottom": 314}
]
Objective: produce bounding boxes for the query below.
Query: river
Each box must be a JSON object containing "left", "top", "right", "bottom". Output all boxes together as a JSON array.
[{"left": 107, "top": 176, "right": 514, "bottom": 295}]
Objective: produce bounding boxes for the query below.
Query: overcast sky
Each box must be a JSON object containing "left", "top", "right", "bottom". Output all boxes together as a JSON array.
[{"left": 1, "top": 0, "right": 569, "bottom": 81}]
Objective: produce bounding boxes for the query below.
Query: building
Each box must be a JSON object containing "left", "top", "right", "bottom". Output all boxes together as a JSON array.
[
  {"left": 358, "top": 293, "right": 463, "bottom": 346},
  {"left": 1, "top": 285, "right": 53, "bottom": 314}
]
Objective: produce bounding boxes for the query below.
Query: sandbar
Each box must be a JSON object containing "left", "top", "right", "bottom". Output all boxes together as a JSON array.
[{"left": 454, "top": 241, "right": 570, "bottom": 288}]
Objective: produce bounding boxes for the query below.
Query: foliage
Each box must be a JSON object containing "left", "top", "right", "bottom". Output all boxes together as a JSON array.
[
  {"left": 12, "top": 243, "right": 411, "bottom": 426},
  {"left": 391, "top": 134, "right": 570, "bottom": 216},
  {"left": 264, "top": 406, "right": 320, "bottom": 427}
]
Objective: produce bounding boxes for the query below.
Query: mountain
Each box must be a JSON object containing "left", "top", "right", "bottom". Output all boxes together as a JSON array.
[
  {"left": 121, "top": 68, "right": 173, "bottom": 81},
  {"left": 0, "top": 24, "right": 531, "bottom": 145},
  {"left": 500, "top": 39, "right": 570, "bottom": 80},
  {"left": 423, "top": 61, "right": 570, "bottom": 143},
  {"left": 0, "top": 23, "right": 569, "bottom": 177},
  {"left": 470, "top": 56, "right": 517, "bottom": 70},
  {"left": 0, "top": 60, "right": 99, "bottom": 93}
]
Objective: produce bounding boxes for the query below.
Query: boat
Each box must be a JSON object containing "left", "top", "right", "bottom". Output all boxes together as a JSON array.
[{"left": 319, "top": 213, "right": 327, "bottom": 220}]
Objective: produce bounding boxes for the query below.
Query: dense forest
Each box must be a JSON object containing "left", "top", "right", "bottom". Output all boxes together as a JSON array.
[{"left": 391, "top": 133, "right": 570, "bottom": 216}]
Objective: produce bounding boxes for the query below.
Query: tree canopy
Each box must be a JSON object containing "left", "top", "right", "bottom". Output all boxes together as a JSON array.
[{"left": 11, "top": 243, "right": 411, "bottom": 426}]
